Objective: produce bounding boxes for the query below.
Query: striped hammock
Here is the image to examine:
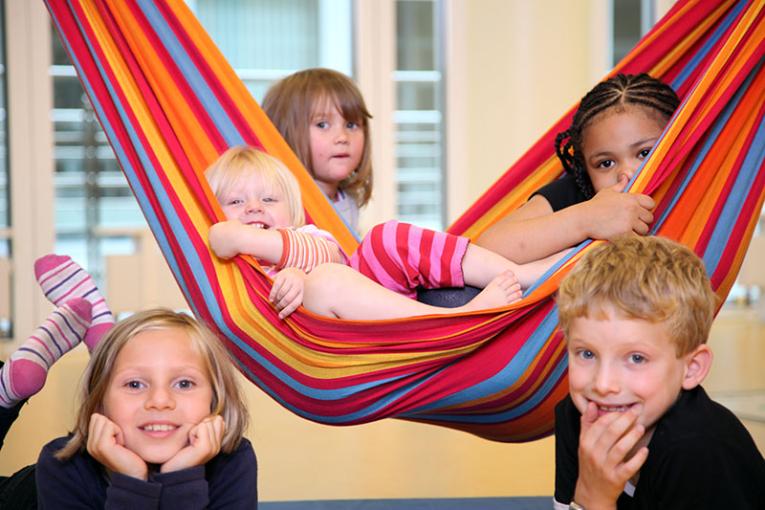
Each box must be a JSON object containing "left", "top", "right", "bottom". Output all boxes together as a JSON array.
[{"left": 45, "top": 0, "right": 765, "bottom": 442}]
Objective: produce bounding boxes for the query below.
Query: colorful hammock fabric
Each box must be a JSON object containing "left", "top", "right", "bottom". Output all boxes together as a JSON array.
[{"left": 45, "top": 0, "right": 765, "bottom": 442}]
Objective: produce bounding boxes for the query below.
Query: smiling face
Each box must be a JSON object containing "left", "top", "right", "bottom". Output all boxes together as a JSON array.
[
  {"left": 101, "top": 328, "right": 214, "bottom": 465},
  {"left": 308, "top": 98, "right": 365, "bottom": 198},
  {"left": 567, "top": 305, "right": 707, "bottom": 442},
  {"left": 581, "top": 105, "right": 667, "bottom": 192},
  {"left": 218, "top": 172, "right": 293, "bottom": 230}
]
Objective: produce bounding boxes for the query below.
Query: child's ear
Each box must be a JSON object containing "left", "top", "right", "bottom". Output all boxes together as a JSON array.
[{"left": 682, "top": 344, "right": 713, "bottom": 390}]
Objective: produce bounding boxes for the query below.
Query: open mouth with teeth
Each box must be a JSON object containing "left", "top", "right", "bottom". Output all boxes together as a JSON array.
[
  {"left": 598, "top": 405, "right": 631, "bottom": 412},
  {"left": 592, "top": 402, "right": 639, "bottom": 416},
  {"left": 140, "top": 423, "right": 180, "bottom": 435},
  {"left": 247, "top": 221, "right": 269, "bottom": 229}
]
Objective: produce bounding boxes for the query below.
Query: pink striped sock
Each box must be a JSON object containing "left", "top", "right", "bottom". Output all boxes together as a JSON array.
[
  {"left": 0, "top": 299, "right": 91, "bottom": 408},
  {"left": 34, "top": 254, "right": 115, "bottom": 352}
]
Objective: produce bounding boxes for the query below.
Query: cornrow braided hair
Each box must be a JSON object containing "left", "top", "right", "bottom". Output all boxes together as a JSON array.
[{"left": 554, "top": 73, "right": 680, "bottom": 199}]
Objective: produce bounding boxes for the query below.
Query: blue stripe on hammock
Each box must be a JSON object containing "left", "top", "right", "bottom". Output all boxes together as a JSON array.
[
  {"left": 403, "top": 307, "right": 561, "bottom": 414},
  {"left": 231, "top": 308, "right": 564, "bottom": 424},
  {"left": 650, "top": 62, "right": 752, "bottom": 239},
  {"left": 705, "top": 97, "right": 765, "bottom": 274},
  {"left": 670, "top": 0, "right": 745, "bottom": 91},
  {"left": 138, "top": 0, "right": 247, "bottom": 147},
  {"left": 412, "top": 358, "right": 567, "bottom": 424}
]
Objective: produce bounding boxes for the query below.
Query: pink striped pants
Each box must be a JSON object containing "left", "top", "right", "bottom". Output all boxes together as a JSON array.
[{"left": 350, "top": 220, "right": 469, "bottom": 299}]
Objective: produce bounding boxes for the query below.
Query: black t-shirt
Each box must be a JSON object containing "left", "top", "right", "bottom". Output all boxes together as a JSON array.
[
  {"left": 555, "top": 386, "right": 765, "bottom": 509},
  {"left": 532, "top": 174, "right": 587, "bottom": 211}
]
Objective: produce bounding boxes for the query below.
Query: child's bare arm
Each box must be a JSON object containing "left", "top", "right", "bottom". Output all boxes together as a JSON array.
[
  {"left": 573, "top": 403, "right": 648, "bottom": 510},
  {"left": 476, "top": 179, "right": 654, "bottom": 264},
  {"left": 209, "top": 220, "right": 284, "bottom": 263}
]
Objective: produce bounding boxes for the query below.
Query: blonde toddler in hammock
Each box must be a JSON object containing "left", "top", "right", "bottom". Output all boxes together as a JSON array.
[{"left": 207, "top": 146, "right": 560, "bottom": 320}]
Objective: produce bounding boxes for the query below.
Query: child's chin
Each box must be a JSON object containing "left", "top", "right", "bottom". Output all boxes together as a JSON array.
[{"left": 137, "top": 447, "right": 182, "bottom": 466}]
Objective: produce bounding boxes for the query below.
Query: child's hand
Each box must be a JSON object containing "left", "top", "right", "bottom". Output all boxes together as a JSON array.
[
  {"left": 585, "top": 177, "right": 655, "bottom": 239},
  {"left": 209, "top": 221, "right": 246, "bottom": 259},
  {"left": 573, "top": 402, "right": 649, "bottom": 509},
  {"left": 270, "top": 267, "right": 307, "bottom": 319},
  {"left": 87, "top": 413, "right": 148, "bottom": 481},
  {"left": 160, "top": 415, "right": 225, "bottom": 474}
]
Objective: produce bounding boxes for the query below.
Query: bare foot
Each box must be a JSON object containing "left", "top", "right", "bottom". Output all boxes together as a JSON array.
[{"left": 458, "top": 270, "right": 522, "bottom": 312}]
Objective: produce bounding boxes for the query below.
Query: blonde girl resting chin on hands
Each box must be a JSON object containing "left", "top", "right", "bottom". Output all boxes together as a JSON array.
[{"left": 36, "top": 309, "right": 257, "bottom": 509}]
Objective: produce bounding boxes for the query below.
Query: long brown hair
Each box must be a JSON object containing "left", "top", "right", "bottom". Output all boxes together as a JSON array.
[{"left": 263, "top": 68, "right": 373, "bottom": 208}]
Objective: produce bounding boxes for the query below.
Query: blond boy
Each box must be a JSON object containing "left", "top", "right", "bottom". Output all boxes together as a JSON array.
[{"left": 554, "top": 236, "right": 764, "bottom": 509}]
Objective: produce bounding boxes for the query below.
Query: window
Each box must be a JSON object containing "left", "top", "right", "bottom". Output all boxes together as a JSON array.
[
  {"left": 195, "top": 0, "right": 352, "bottom": 100},
  {"left": 612, "top": 0, "right": 655, "bottom": 65},
  {"left": 395, "top": 0, "right": 444, "bottom": 230},
  {"left": 51, "top": 33, "right": 144, "bottom": 283}
]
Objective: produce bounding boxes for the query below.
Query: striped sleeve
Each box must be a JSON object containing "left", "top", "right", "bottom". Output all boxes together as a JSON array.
[{"left": 276, "top": 228, "right": 340, "bottom": 273}]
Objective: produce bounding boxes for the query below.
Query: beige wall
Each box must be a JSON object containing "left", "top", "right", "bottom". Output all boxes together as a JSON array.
[{"left": 448, "top": 0, "right": 609, "bottom": 220}]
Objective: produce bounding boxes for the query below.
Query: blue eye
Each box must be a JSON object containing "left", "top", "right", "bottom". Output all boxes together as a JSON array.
[
  {"left": 125, "top": 380, "right": 144, "bottom": 390},
  {"left": 226, "top": 198, "right": 243, "bottom": 206},
  {"left": 346, "top": 121, "right": 359, "bottom": 129},
  {"left": 262, "top": 196, "right": 277, "bottom": 203},
  {"left": 576, "top": 349, "right": 595, "bottom": 360},
  {"left": 316, "top": 121, "right": 328, "bottom": 129},
  {"left": 630, "top": 353, "right": 646, "bottom": 364},
  {"left": 176, "top": 379, "right": 196, "bottom": 390}
]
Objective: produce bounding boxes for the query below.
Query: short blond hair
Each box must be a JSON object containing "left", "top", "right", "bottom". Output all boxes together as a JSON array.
[
  {"left": 57, "top": 309, "right": 249, "bottom": 460},
  {"left": 557, "top": 236, "right": 717, "bottom": 356},
  {"left": 205, "top": 145, "right": 305, "bottom": 227}
]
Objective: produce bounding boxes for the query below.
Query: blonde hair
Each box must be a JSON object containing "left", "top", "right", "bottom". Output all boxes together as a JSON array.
[
  {"left": 205, "top": 145, "right": 305, "bottom": 227},
  {"left": 56, "top": 309, "right": 249, "bottom": 460},
  {"left": 557, "top": 236, "right": 717, "bottom": 356},
  {"left": 263, "top": 68, "right": 373, "bottom": 208}
]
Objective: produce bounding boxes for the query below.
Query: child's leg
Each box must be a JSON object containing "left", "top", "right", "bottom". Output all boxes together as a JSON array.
[
  {"left": 461, "top": 245, "right": 565, "bottom": 289},
  {"left": 350, "top": 220, "right": 470, "bottom": 298},
  {"left": 34, "top": 254, "right": 114, "bottom": 351},
  {"left": 303, "top": 263, "right": 521, "bottom": 320},
  {"left": 0, "top": 299, "right": 91, "bottom": 409}
]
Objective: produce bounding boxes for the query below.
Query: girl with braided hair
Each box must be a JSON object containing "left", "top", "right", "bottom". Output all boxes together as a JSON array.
[{"left": 477, "top": 74, "right": 679, "bottom": 264}]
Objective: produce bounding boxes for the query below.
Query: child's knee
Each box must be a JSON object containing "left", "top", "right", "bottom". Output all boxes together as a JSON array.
[
  {"left": 361, "top": 220, "right": 402, "bottom": 242},
  {"left": 303, "top": 263, "right": 348, "bottom": 314}
]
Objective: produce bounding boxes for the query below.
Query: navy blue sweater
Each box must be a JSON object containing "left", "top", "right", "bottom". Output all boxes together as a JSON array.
[{"left": 36, "top": 436, "right": 257, "bottom": 509}]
